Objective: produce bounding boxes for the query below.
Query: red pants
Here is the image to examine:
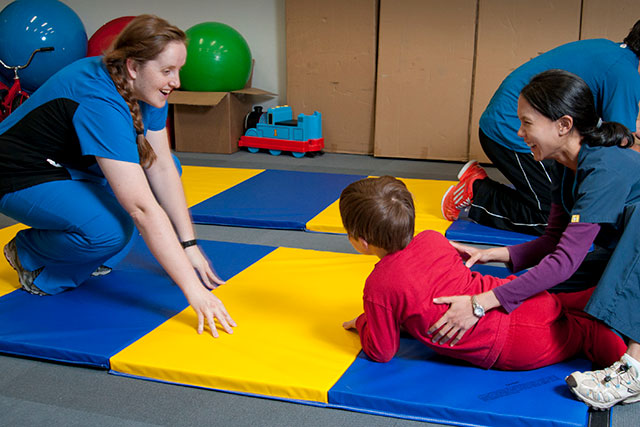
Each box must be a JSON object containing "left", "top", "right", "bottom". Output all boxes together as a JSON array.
[{"left": 493, "top": 287, "right": 627, "bottom": 370}]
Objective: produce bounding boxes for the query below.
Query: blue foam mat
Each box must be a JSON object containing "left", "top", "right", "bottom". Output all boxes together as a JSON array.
[
  {"left": 328, "top": 338, "right": 590, "bottom": 427},
  {"left": 189, "top": 169, "right": 366, "bottom": 229},
  {"left": 445, "top": 220, "right": 536, "bottom": 246},
  {"left": 0, "top": 235, "right": 275, "bottom": 368}
]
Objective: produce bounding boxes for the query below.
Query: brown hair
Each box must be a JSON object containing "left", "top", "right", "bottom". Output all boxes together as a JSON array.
[
  {"left": 339, "top": 176, "right": 415, "bottom": 254},
  {"left": 103, "top": 15, "right": 186, "bottom": 167}
]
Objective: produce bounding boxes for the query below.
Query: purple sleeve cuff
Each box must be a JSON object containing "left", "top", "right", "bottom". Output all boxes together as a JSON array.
[
  {"left": 508, "top": 203, "right": 569, "bottom": 271},
  {"left": 495, "top": 222, "right": 600, "bottom": 312}
]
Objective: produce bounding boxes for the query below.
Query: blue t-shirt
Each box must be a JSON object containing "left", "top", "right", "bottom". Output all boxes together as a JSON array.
[
  {"left": 480, "top": 39, "right": 640, "bottom": 153},
  {"left": 552, "top": 144, "right": 640, "bottom": 248},
  {"left": 0, "top": 56, "right": 168, "bottom": 195}
]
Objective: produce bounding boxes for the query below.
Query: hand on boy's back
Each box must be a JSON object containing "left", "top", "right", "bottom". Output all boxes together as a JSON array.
[
  {"left": 449, "top": 241, "right": 511, "bottom": 267},
  {"left": 343, "top": 317, "right": 358, "bottom": 330},
  {"left": 428, "top": 295, "right": 479, "bottom": 346},
  {"left": 449, "top": 241, "right": 483, "bottom": 268}
]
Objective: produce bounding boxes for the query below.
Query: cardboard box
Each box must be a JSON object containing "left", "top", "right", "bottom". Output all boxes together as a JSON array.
[
  {"left": 581, "top": 0, "right": 640, "bottom": 41},
  {"left": 169, "top": 88, "right": 274, "bottom": 154},
  {"left": 286, "top": 0, "right": 378, "bottom": 154},
  {"left": 469, "top": 0, "right": 581, "bottom": 162},
  {"left": 373, "top": 0, "right": 476, "bottom": 161}
]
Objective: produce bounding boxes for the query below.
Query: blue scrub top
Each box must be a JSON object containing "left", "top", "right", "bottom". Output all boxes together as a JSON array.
[
  {"left": 553, "top": 144, "right": 640, "bottom": 247},
  {"left": 0, "top": 56, "right": 168, "bottom": 194},
  {"left": 480, "top": 39, "right": 640, "bottom": 153}
]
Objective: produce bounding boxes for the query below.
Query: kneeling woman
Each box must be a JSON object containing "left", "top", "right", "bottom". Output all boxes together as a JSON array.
[
  {"left": 0, "top": 15, "right": 234, "bottom": 337},
  {"left": 429, "top": 69, "right": 640, "bottom": 410}
]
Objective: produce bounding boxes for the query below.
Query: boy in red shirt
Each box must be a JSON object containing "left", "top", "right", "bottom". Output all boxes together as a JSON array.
[{"left": 340, "top": 176, "right": 625, "bottom": 370}]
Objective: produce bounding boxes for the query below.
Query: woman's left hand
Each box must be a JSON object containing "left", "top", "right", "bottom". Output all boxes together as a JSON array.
[
  {"left": 427, "top": 295, "right": 478, "bottom": 346},
  {"left": 185, "top": 246, "right": 225, "bottom": 289}
]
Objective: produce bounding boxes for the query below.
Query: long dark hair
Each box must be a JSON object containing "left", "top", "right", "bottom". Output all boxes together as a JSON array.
[
  {"left": 520, "top": 69, "right": 634, "bottom": 148},
  {"left": 623, "top": 19, "right": 640, "bottom": 58},
  {"left": 103, "top": 15, "right": 186, "bottom": 168}
]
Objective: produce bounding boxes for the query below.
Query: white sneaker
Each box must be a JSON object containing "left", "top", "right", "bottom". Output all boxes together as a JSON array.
[{"left": 565, "top": 355, "right": 640, "bottom": 410}]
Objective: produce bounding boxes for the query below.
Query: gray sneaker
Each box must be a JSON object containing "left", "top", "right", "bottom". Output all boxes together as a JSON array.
[
  {"left": 3, "top": 237, "right": 47, "bottom": 296},
  {"left": 566, "top": 355, "right": 640, "bottom": 410}
]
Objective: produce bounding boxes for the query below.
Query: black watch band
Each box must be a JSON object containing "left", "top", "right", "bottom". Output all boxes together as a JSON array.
[{"left": 181, "top": 239, "right": 198, "bottom": 249}]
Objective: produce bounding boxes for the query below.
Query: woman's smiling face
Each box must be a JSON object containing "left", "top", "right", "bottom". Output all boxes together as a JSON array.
[
  {"left": 517, "top": 95, "right": 564, "bottom": 162},
  {"left": 127, "top": 41, "right": 186, "bottom": 108}
]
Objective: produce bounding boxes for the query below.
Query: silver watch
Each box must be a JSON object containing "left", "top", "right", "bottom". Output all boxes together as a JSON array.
[{"left": 471, "top": 295, "right": 485, "bottom": 318}]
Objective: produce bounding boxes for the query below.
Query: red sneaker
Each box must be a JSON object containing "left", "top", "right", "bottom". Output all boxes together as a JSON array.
[{"left": 441, "top": 160, "right": 488, "bottom": 221}]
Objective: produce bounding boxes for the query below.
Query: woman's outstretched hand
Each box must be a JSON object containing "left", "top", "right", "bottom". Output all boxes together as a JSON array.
[
  {"left": 187, "top": 287, "right": 236, "bottom": 337},
  {"left": 185, "top": 245, "right": 226, "bottom": 289}
]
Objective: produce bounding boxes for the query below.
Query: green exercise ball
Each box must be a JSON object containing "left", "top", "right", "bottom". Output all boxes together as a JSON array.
[{"left": 181, "top": 22, "right": 252, "bottom": 92}]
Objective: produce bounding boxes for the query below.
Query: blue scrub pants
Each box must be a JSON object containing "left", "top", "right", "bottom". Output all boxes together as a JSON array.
[
  {"left": 0, "top": 180, "right": 134, "bottom": 295},
  {"left": 586, "top": 203, "right": 640, "bottom": 344}
]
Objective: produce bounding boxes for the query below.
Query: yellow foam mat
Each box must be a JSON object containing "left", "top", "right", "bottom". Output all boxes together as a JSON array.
[
  {"left": 1, "top": 223, "right": 31, "bottom": 297},
  {"left": 181, "top": 166, "right": 263, "bottom": 207},
  {"left": 306, "top": 177, "right": 455, "bottom": 235},
  {"left": 110, "top": 247, "right": 377, "bottom": 403}
]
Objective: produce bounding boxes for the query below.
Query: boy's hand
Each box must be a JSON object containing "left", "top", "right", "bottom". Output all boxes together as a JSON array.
[{"left": 343, "top": 317, "right": 358, "bottom": 330}]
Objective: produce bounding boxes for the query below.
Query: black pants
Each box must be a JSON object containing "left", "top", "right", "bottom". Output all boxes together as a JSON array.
[{"left": 468, "top": 129, "right": 554, "bottom": 235}]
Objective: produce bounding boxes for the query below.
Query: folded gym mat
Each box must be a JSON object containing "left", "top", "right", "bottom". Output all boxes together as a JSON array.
[
  {"left": 189, "top": 169, "right": 367, "bottom": 230},
  {"left": 0, "top": 233, "right": 275, "bottom": 368},
  {"left": 1, "top": 219, "right": 590, "bottom": 426},
  {"left": 306, "top": 177, "right": 454, "bottom": 235},
  {"left": 445, "top": 219, "right": 536, "bottom": 246}
]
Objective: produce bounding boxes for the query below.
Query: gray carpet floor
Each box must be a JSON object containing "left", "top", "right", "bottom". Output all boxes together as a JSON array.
[{"left": 0, "top": 150, "right": 637, "bottom": 426}]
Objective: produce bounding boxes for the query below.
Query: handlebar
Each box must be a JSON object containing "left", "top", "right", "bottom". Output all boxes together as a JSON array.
[{"left": 0, "top": 47, "right": 55, "bottom": 73}]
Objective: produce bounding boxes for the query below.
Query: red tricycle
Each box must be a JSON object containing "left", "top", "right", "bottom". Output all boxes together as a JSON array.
[{"left": 0, "top": 46, "right": 54, "bottom": 122}]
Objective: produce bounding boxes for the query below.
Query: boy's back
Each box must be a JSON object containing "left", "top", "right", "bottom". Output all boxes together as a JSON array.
[{"left": 356, "top": 230, "right": 516, "bottom": 368}]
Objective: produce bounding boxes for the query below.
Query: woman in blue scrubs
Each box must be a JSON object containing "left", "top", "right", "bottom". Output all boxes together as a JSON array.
[
  {"left": 430, "top": 70, "right": 640, "bottom": 410},
  {"left": 442, "top": 20, "right": 640, "bottom": 235},
  {"left": 0, "top": 15, "right": 235, "bottom": 338}
]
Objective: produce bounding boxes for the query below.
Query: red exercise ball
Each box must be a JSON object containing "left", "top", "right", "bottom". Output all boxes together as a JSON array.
[{"left": 87, "top": 16, "right": 136, "bottom": 57}]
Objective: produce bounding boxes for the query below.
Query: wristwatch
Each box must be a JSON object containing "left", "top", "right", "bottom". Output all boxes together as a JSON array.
[{"left": 471, "top": 295, "right": 485, "bottom": 318}]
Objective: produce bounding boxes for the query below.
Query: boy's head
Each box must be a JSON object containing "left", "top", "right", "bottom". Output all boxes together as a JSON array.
[{"left": 339, "top": 176, "right": 415, "bottom": 254}]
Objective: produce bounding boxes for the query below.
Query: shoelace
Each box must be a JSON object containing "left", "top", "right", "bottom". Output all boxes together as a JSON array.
[{"left": 601, "top": 362, "right": 638, "bottom": 388}]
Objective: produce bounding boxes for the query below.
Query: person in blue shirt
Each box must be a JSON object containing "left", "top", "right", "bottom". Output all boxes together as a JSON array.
[
  {"left": 433, "top": 70, "right": 640, "bottom": 410},
  {"left": 441, "top": 20, "right": 640, "bottom": 236},
  {"left": 0, "top": 15, "right": 235, "bottom": 338}
]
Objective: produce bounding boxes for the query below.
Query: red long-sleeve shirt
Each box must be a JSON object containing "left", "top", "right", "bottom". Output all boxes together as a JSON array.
[{"left": 355, "top": 230, "right": 514, "bottom": 369}]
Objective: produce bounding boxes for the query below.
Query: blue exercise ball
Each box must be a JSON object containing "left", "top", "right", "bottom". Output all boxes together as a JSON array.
[{"left": 0, "top": 0, "right": 87, "bottom": 92}]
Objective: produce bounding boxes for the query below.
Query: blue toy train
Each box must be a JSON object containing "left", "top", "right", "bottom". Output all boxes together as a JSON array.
[{"left": 239, "top": 105, "right": 324, "bottom": 157}]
